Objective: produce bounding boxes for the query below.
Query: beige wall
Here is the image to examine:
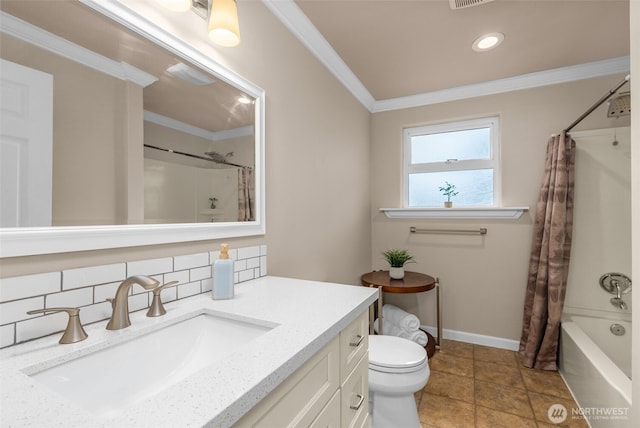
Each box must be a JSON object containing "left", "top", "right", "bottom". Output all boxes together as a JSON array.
[
  {"left": 0, "top": 2, "right": 372, "bottom": 285},
  {"left": 371, "top": 74, "right": 630, "bottom": 341},
  {"left": 1, "top": 35, "right": 140, "bottom": 226}
]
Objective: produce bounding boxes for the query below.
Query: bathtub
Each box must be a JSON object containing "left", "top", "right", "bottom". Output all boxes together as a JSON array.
[{"left": 559, "top": 314, "right": 632, "bottom": 427}]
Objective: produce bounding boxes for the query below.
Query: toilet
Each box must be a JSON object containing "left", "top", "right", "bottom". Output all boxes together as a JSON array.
[{"left": 368, "top": 335, "right": 430, "bottom": 428}]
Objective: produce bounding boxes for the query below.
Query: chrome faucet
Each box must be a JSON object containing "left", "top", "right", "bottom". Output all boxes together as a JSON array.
[{"left": 106, "top": 275, "right": 159, "bottom": 330}]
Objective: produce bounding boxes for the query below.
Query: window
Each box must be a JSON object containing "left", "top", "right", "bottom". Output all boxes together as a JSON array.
[{"left": 403, "top": 117, "right": 499, "bottom": 207}]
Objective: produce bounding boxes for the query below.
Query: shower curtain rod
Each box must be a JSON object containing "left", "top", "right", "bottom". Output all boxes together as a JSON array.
[
  {"left": 144, "top": 144, "right": 249, "bottom": 169},
  {"left": 564, "top": 74, "right": 630, "bottom": 134}
]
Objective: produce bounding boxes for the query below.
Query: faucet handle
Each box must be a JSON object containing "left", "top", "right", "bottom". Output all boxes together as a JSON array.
[
  {"left": 26, "top": 307, "right": 88, "bottom": 344},
  {"left": 147, "top": 281, "right": 179, "bottom": 317}
]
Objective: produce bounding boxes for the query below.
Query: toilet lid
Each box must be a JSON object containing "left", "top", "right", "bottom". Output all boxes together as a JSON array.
[{"left": 369, "top": 335, "right": 427, "bottom": 373}]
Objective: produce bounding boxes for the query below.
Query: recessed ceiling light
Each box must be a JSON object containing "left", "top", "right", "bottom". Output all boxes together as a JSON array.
[
  {"left": 238, "top": 96, "right": 253, "bottom": 104},
  {"left": 472, "top": 32, "right": 504, "bottom": 52}
]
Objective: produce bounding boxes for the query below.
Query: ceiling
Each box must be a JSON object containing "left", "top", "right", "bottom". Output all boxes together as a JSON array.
[{"left": 279, "top": 0, "right": 630, "bottom": 110}]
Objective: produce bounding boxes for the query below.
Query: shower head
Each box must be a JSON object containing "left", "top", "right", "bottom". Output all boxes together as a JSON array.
[
  {"left": 607, "top": 92, "right": 630, "bottom": 118},
  {"left": 204, "top": 151, "right": 233, "bottom": 163}
]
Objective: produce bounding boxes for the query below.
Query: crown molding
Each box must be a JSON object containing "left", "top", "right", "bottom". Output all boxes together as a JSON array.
[
  {"left": 372, "top": 56, "right": 631, "bottom": 113},
  {"left": 262, "top": 1, "right": 630, "bottom": 113},
  {"left": 144, "top": 111, "right": 254, "bottom": 141},
  {"left": 261, "top": 0, "right": 376, "bottom": 111},
  {"left": 0, "top": 11, "right": 157, "bottom": 87}
]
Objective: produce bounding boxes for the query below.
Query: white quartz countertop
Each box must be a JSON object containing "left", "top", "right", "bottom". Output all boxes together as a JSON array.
[{"left": 0, "top": 276, "right": 378, "bottom": 427}]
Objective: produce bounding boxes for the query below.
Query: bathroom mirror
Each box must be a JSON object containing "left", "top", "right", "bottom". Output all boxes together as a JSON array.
[{"left": 0, "top": 0, "right": 265, "bottom": 257}]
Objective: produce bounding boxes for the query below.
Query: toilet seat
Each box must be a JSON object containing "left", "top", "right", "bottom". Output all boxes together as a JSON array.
[{"left": 369, "top": 335, "right": 427, "bottom": 374}]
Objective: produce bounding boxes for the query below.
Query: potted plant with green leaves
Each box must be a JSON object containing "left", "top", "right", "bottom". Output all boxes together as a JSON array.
[
  {"left": 382, "top": 249, "right": 415, "bottom": 279},
  {"left": 438, "top": 181, "right": 459, "bottom": 208}
]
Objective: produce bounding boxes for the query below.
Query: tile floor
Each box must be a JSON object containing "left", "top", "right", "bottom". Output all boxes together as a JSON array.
[{"left": 415, "top": 339, "right": 589, "bottom": 428}]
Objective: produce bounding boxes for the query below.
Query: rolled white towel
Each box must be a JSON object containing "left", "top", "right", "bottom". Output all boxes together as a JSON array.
[
  {"left": 406, "top": 329, "right": 428, "bottom": 347},
  {"left": 382, "top": 304, "right": 421, "bottom": 332},
  {"left": 374, "top": 319, "right": 428, "bottom": 347}
]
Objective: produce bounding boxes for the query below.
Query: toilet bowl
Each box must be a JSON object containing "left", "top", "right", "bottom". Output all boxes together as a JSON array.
[{"left": 368, "top": 335, "right": 430, "bottom": 428}]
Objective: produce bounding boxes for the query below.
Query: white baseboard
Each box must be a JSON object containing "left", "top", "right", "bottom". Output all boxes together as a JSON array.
[{"left": 421, "top": 325, "right": 520, "bottom": 351}]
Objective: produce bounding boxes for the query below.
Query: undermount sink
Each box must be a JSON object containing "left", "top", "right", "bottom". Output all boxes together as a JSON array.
[{"left": 28, "top": 312, "right": 274, "bottom": 418}]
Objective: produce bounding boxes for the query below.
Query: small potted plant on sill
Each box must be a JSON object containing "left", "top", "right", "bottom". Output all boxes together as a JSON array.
[
  {"left": 438, "top": 181, "right": 459, "bottom": 208},
  {"left": 382, "top": 248, "right": 415, "bottom": 280}
]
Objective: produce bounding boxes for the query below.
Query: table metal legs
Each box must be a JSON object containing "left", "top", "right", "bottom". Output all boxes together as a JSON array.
[{"left": 436, "top": 277, "right": 441, "bottom": 348}]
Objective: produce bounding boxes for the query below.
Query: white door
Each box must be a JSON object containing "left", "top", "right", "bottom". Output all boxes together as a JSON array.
[{"left": 0, "top": 58, "right": 53, "bottom": 227}]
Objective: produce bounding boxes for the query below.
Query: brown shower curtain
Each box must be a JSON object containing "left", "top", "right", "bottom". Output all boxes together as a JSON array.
[
  {"left": 238, "top": 167, "right": 255, "bottom": 221},
  {"left": 519, "top": 133, "right": 576, "bottom": 370}
]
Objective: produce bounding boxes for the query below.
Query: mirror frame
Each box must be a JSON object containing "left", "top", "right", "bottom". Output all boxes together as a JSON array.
[{"left": 0, "top": 0, "right": 265, "bottom": 257}]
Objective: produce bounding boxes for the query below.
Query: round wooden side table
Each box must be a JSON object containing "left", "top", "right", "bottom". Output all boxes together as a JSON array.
[{"left": 360, "top": 270, "right": 440, "bottom": 357}]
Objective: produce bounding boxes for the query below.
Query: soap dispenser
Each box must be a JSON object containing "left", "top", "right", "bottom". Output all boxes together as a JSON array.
[{"left": 213, "top": 243, "right": 234, "bottom": 300}]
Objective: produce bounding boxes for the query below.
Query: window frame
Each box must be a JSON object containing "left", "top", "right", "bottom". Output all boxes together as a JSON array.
[{"left": 402, "top": 116, "right": 501, "bottom": 208}]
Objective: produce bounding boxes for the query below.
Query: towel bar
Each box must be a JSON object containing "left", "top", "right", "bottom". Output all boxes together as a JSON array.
[{"left": 410, "top": 226, "right": 487, "bottom": 235}]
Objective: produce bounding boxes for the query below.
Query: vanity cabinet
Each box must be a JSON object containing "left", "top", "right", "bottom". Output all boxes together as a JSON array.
[{"left": 234, "top": 311, "right": 370, "bottom": 427}]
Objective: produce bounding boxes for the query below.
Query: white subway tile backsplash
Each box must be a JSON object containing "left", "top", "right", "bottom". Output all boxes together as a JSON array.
[
  {"left": 238, "top": 246, "right": 261, "bottom": 260},
  {"left": 177, "top": 282, "right": 201, "bottom": 299},
  {"left": 16, "top": 312, "right": 67, "bottom": 343},
  {"left": 234, "top": 259, "right": 247, "bottom": 272},
  {"left": 94, "top": 282, "right": 120, "bottom": 304},
  {"left": 0, "top": 272, "right": 60, "bottom": 302},
  {"left": 0, "top": 244, "right": 266, "bottom": 348},
  {"left": 190, "top": 266, "right": 212, "bottom": 282},
  {"left": 246, "top": 257, "right": 260, "bottom": 270},
  {"left": 0, "top": 297, "right": 44, "bottom": 325},
  {"left": 63, "top": 263, "right": 125, "bottom": 290},
  {"left": 260, "top": 256, "right": 268, "bottom": 277},
  {"left": 79, "top": 302, "right": 113, "bottom": 325},
  {"left": 174, "top": 252, "right": 209, "bottom": 271},
  {"left": 127, "top": 257, "right": 173, "bottom": 276},
  {"left": 238, "top": 269, "right": 255, "bottom": 283},
  {"left": 164, "top": 270, "right": 189, "bottom": 285},
  {"left": 46, "top": 288, "right": 93, "bottom": 309},
  {"left": 128, "top": 294, "right": 149, "bottom": 313},
  {"left": 201, "top": 278, "right": 213, "bottom": 293},
  {"left": 160, "top": 284, "right": 178, "bottom": 303}
]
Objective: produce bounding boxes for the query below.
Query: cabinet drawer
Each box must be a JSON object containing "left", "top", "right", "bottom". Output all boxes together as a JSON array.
[
  {"left": 340, "top": 311, "right": 369, "bottom": 381},
  {"left": 341, "top": 353, "right": 369, "bottom": 428},
  {"left": 234, "top": 336, "right": 340, "bottom": 428},
  {"left": 309, "top": 390, "right": 340, "bottom": 428}
]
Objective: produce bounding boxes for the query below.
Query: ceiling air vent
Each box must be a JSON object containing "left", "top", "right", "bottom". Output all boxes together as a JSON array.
[{"left": 449, "top": 0, "right": 495, "bottom": 10}]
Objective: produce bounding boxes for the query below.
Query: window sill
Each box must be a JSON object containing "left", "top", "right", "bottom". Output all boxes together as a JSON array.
[{"left": 379, "top": 207, "right": 529, "bottom": 219}]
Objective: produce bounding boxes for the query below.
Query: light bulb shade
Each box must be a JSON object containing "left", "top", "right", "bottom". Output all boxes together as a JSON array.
[
  {"left": 156, "top": 0, "right": 192, "bottom": 12},
  {"left": 208, "top": 0, "right": 240, "bottom": 47}
]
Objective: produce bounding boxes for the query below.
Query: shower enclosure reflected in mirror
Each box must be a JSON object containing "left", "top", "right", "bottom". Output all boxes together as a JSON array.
[{"left": 0, "top": 0, "right": 265, "bottom": 256}]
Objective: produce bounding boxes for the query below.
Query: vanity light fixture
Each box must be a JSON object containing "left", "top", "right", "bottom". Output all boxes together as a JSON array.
[
  {"left": 238, "top": 96, "right": 252, "bottom": 104},
  {"left": 208, "top": 0, "right": 241, "bottom": 47},
  {"left": 472, "top": 32, "right": 504, "bottom": 52},
  {"left": 157, "top": 0, "right": 241, "bottom": 47}
]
